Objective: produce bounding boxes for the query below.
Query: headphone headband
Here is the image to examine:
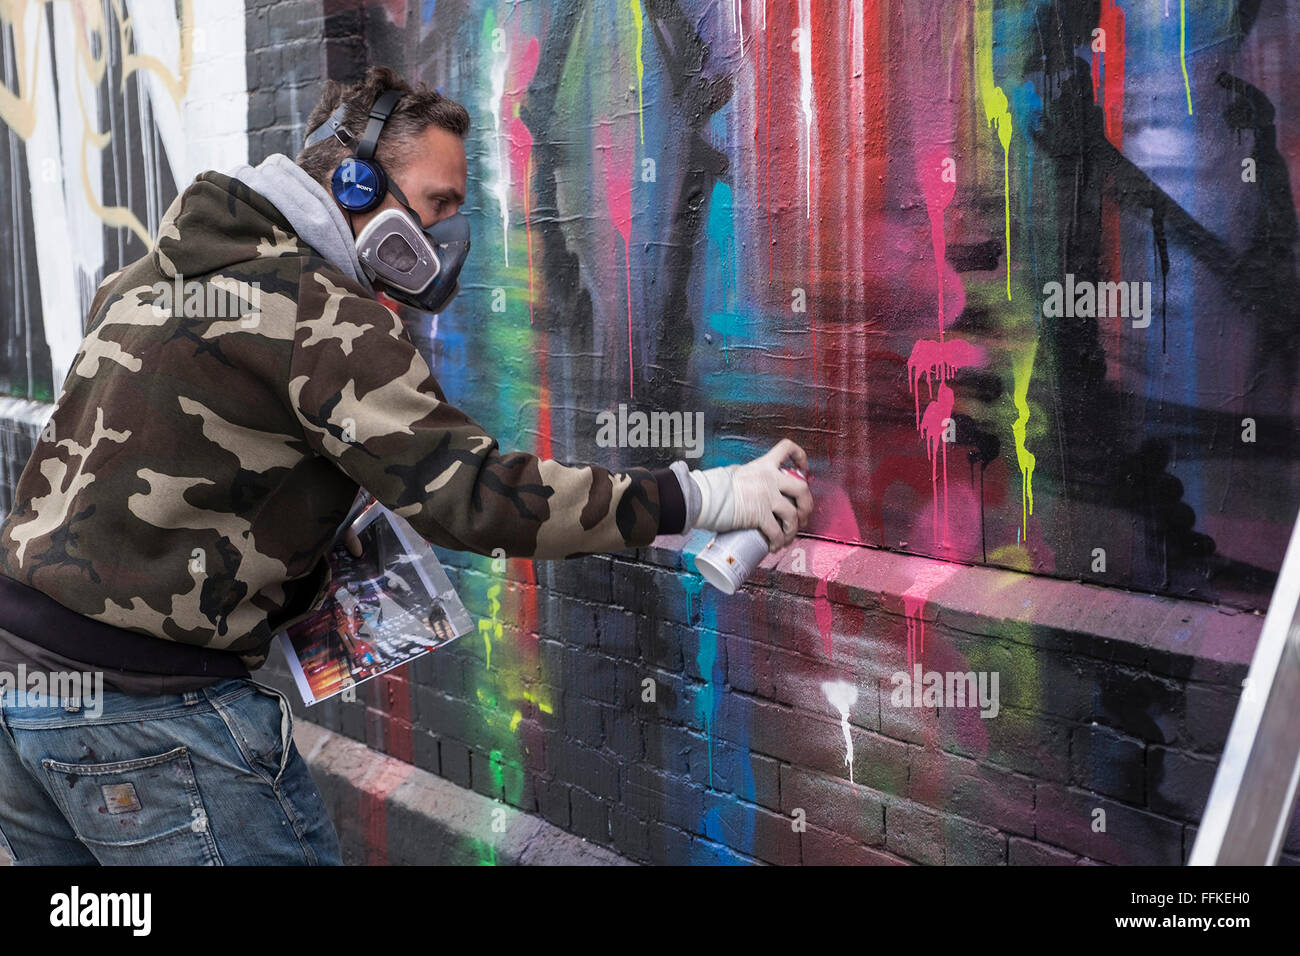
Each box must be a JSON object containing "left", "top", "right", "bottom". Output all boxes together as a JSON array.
[
  {"left": 356, "top": 89, "right": 405, "bottom": 161},
  {"left": 302, "top": 87, "right": 406, "bottom": 155}
]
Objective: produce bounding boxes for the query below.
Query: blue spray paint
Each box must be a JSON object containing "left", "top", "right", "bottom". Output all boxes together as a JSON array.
[
  {"left": 1011, "top": 80, "right": 1043, "bottom": 325},
  {"left": 705, "top": 180, "right": 739, "bottom": 365},
  {"left": 682, "top": 537, "right": 756, "bottom": 863}
]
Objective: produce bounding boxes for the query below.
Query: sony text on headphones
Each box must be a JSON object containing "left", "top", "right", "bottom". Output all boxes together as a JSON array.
[{"left": 303, "top": 87, "right": 470, "bottom": 314}]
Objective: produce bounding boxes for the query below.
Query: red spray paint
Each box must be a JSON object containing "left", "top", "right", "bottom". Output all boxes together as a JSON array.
[
  {"left": 378, "top": 671, "right": 414, "bottom": 764},
  {"left": 1091, "top": 1, "right": 1126, "bottom": 148},
  {"left": 360, "top": 760, "right": 414, "bottom": 866}
]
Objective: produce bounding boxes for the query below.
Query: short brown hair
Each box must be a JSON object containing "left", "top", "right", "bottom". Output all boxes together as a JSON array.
[{"left": 296, "top": 66, "right": 470, "bottom": 187}]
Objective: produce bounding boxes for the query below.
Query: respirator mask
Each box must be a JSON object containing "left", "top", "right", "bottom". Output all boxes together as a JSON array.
[
  {"left": 353, "top": 195, "right": 469, "bottom": 314},
  {"left": 303, "top": 88, "right": 470, "bottom": 314}
]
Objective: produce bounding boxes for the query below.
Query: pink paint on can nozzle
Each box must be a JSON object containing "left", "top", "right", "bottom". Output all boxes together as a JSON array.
[{"left": 695, "top": 464, "right": 810, "bottom": 595}]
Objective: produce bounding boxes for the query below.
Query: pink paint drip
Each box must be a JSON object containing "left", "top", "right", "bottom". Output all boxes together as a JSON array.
[
  {"left": 906, "top": 149, "right": 980, "bottom": 551},
  {"left": 598, "top": 119, "right": 636, "bottom": 397},
  {"left": 919, "top": 149, "right": 956, "bottom": 336},
  {"left": 907, "top": 339, "right": 987, "bottom": 426},
  {"left": 509, "top": 117, "right": 536, "bottom": 324},
  {"left": 901, "top": 562, "right": 960, "bottom": 671},
  {"left": 508, "top": 36, "right": 540, "bottom": 101},
  {"left": 920, "top": 383, "right": 955, "bottom": 545},
  {"left": 813, "top": 550, "right": 852, "bottom": 658}
]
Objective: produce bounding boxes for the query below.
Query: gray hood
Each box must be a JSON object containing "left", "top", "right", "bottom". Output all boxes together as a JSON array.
[{"left": 229, "top": 153, "right": 374, "bottom": 294}]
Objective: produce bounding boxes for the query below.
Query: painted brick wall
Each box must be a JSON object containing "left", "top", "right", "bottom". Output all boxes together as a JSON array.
[
  {"left": 253, "top": 533, "right": 1300, "bottom": 865},
  {"left": 0, "top": 1, "right": 1294, "bottom": 866},
  {"left": 236, "top": 0, "right": 1300, "bottom": 866}
]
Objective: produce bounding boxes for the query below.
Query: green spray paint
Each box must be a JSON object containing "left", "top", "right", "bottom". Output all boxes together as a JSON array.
[
  {"left": 975, "top": 0, "right": 1013, "bottom": 301},
  {"left": 470, "top": 835, "right": 497, "bottom": 866},
  {"left": 490, "top": 747, "right": 522, "bottom": 806},
  {"left": 1180, "top": 1, "right": 1193, "bottom": 115}
]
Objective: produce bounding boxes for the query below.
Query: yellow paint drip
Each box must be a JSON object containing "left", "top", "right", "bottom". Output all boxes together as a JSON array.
[
  {"left": 1011, "top": 340, "right": 1038, "bottom": 534},
  {"left": 477, "top": 581, "right": 503, "bottom": 670},
  {"left": 1179, "top": 0, "right": 1193, "bottom": 115},
  {"left": 975, "top": 0, "right": 1013, "bottom": 300},
  {"left": 630, "top": 0, "right": 645, "bottom": 144},
  {"left": 523, "top": 691, "right": 554, "bottom": 715}
]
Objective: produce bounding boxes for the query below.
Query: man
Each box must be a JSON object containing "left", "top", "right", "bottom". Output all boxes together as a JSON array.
[{"left": 0, "top": 67, "right": 813, "bottom": 865}]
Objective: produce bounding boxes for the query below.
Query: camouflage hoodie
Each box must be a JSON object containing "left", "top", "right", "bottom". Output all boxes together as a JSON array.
[{"left": 0, "top": 171, "right": 685, "bottom": 670}]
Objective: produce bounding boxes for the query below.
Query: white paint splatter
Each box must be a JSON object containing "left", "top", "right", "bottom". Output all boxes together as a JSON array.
[
  {"left": 488, "top": 50, "right": 510, "bottom": 266},
  {"left": 796, "top": 0, "right": 813, "bottom": 218},
  {"left": 821, "top": 680, "right": 858, "bottom": 784}
]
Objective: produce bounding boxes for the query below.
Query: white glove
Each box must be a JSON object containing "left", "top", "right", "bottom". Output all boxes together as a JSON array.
[{"left": 677, "top": 439, "right": 813, "bottom": 553}]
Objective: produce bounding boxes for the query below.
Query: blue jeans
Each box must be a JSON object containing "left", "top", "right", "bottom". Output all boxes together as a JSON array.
[{"left": 0, "top": 677, "right": 342, "bottom": 865}]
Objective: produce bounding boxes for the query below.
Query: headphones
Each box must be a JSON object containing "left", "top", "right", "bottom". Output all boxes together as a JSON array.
[
  {"left": 302, "top": 87, "right": 471, "bottom": 314},
  {"left": 304, "top": 88, "right": 404, "bottom": 212}
]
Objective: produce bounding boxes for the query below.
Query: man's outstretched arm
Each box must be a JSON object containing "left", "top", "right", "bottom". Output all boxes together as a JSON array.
[{"left": 287, "top": 267, "right": 686, "bottom": 560}]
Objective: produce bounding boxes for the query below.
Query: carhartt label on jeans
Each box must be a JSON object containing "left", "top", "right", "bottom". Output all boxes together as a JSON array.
[{"left": 101, "top": 783, "right": 142, "bottom": 815}]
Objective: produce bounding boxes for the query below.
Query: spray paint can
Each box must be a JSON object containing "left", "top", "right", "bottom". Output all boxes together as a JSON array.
[{"left": 695, "top": 465, "right": 809, "bottom": 595}]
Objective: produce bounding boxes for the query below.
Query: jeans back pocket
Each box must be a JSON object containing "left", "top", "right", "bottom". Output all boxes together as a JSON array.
[{"left": 42, "top": 746, "right": 223, "bottom": 865}]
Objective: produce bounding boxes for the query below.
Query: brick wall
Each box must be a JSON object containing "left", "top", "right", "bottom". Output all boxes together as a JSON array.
[
  {"left": 239, "top": 0, "right": 1300, "bottom": 867},
  {"left": 255, "top": 534, "right": 1300, "bottom": 865},
  {"left": 244, "top": 0, "right": 381, "bottom": 162},
  {"left": 0, "top": 1, "right": 1291, "bottom": 866}
]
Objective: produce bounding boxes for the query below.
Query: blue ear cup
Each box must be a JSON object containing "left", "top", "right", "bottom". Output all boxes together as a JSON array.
[{"left": 332, "top": 156, "right": 387, "bottom": 212}]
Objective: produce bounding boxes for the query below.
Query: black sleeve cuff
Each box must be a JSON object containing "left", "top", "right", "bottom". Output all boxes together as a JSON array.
[{"left": 651, "top": 466, "right": 687, "bottom": 536}]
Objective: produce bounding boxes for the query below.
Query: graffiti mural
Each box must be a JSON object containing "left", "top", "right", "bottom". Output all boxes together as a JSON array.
[
  {"left": 0, "top": 0, "right": 248, "bottom": 401},
  {"left": 0, "top": 0, "right": 1294, "bottom": 865},
  {"left": 347, "top": 0, "right": 1298, "bottom": 614},
  {"left": 271, "top": 0, "right": 1293, "bottom": 866}
]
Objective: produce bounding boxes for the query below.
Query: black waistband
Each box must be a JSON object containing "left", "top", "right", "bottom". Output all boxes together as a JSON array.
[{"left": 0, "top": 574, "right": 250, "bottom": 680}]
